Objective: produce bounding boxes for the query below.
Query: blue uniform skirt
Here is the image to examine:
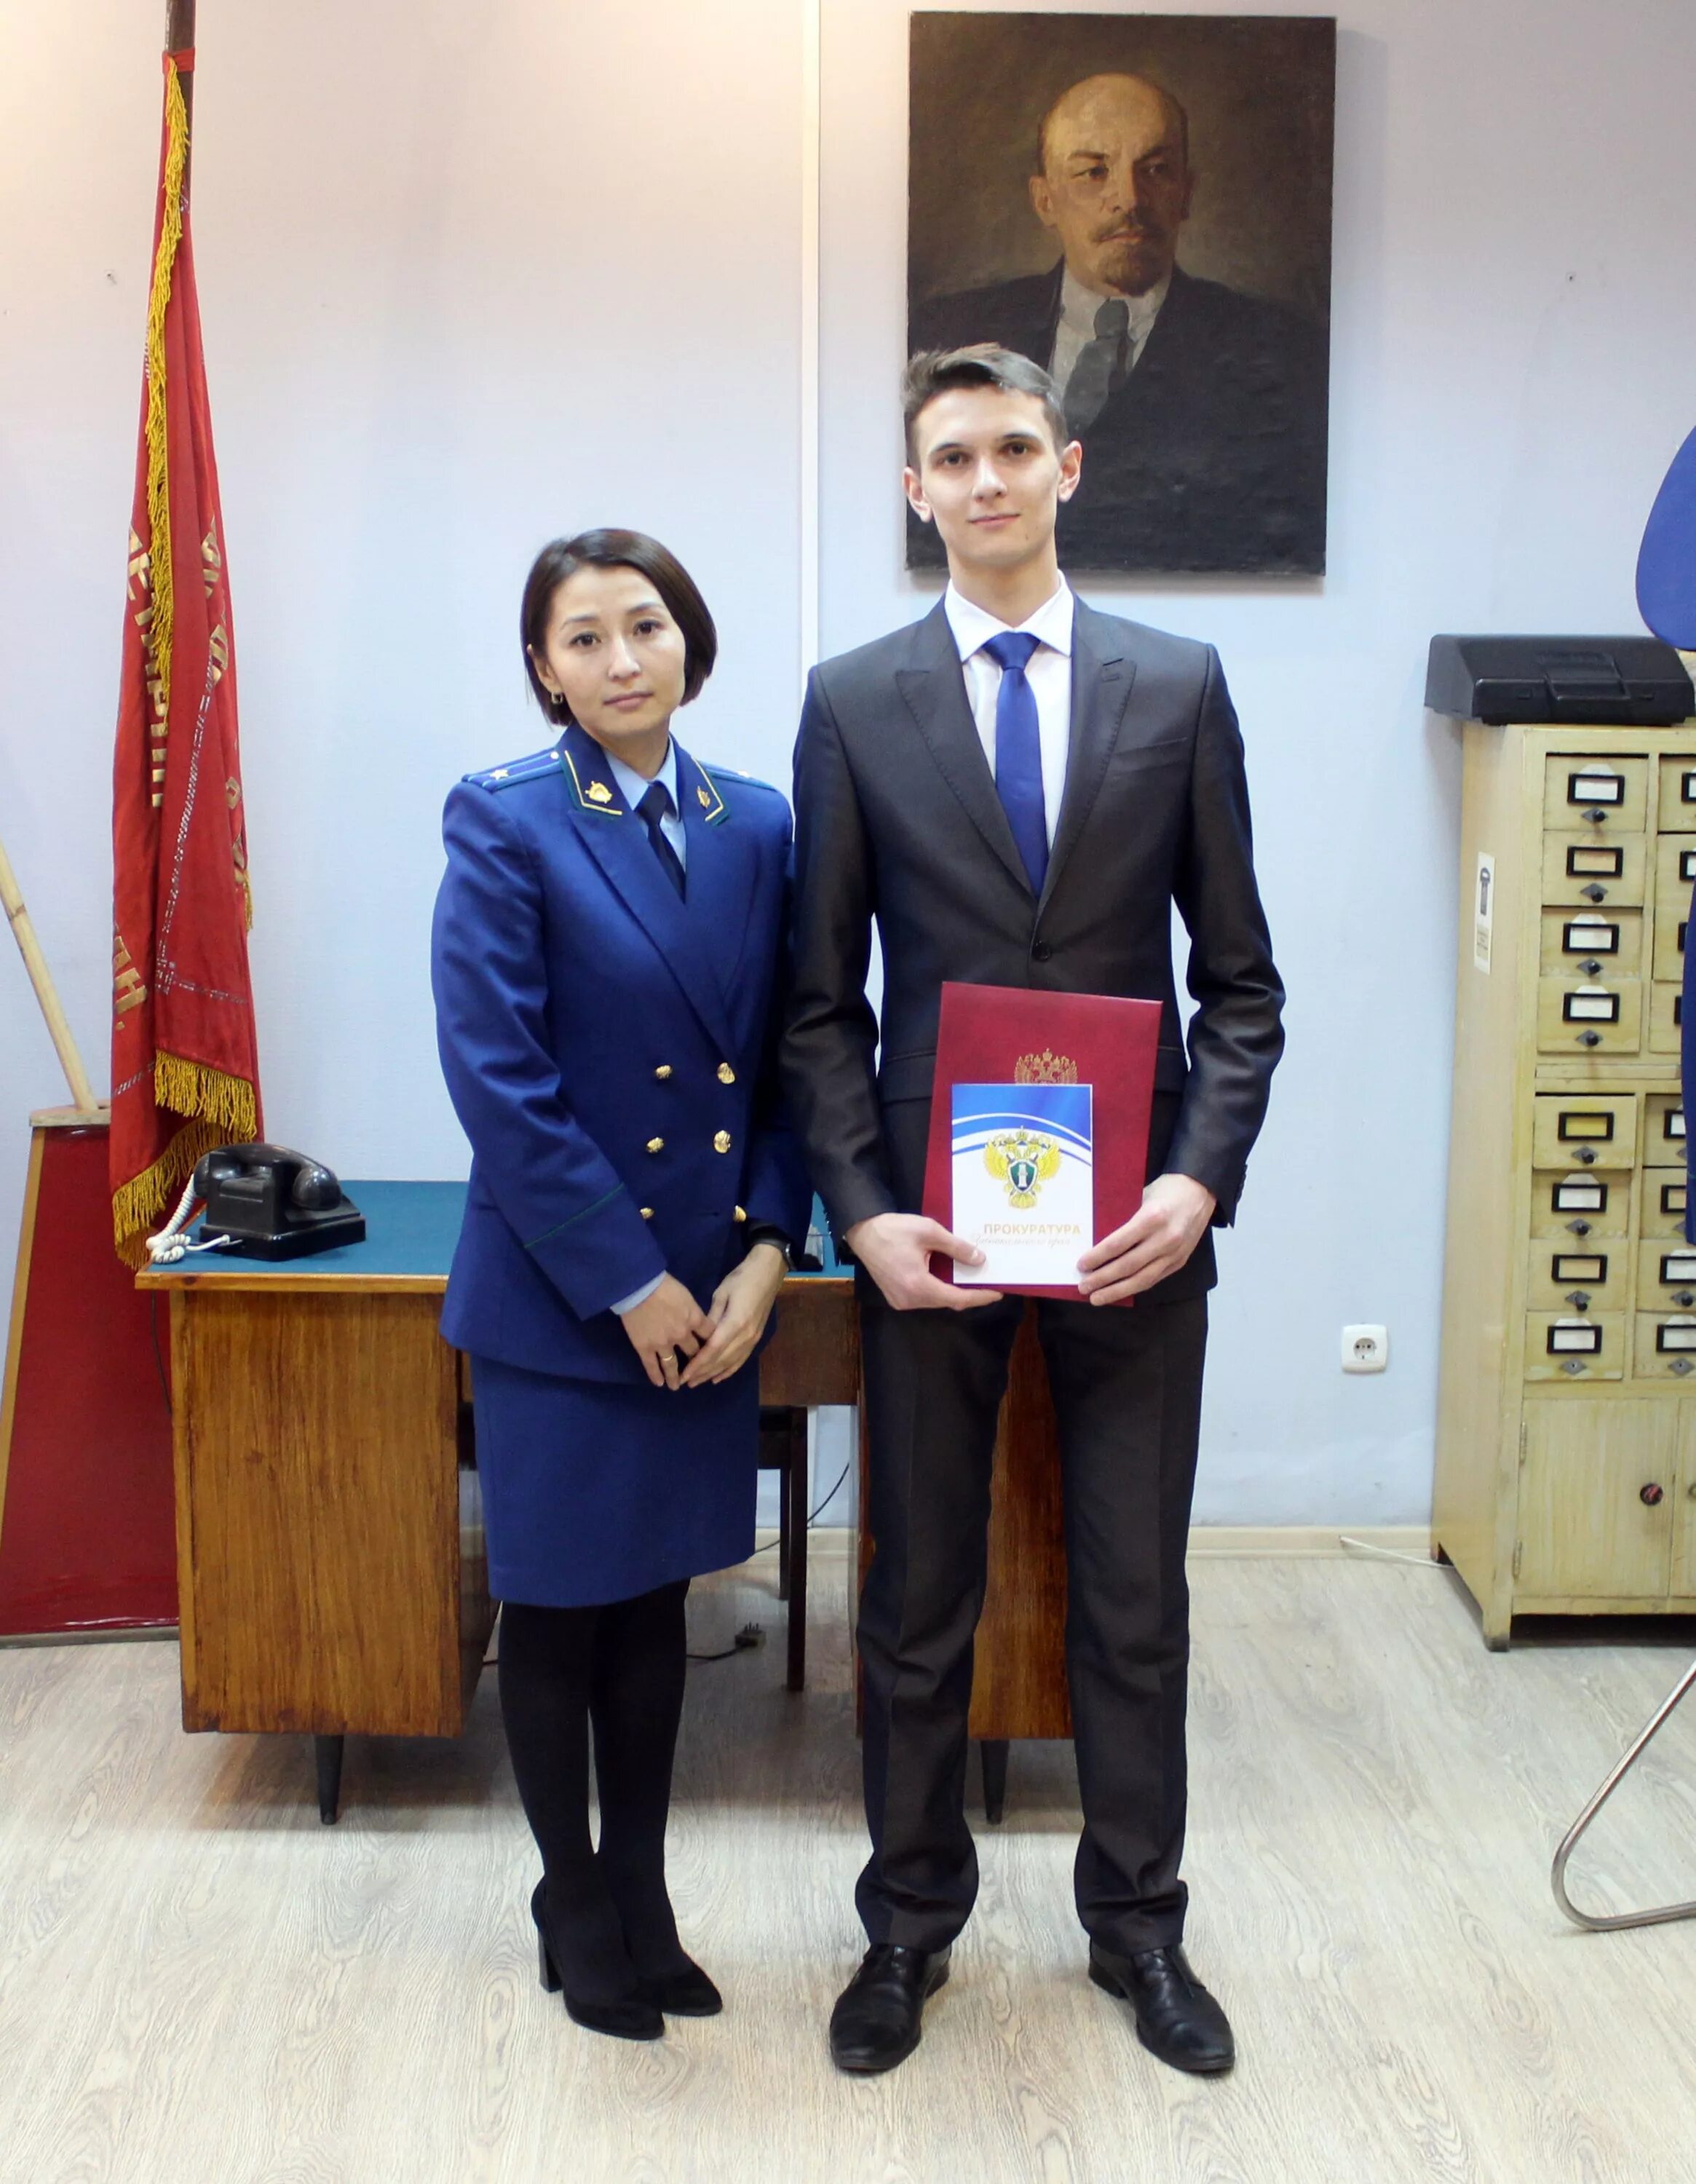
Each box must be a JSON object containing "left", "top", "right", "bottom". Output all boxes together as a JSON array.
[{"left": 470, "top": 1354, "right": 761, "bottom": 1607}]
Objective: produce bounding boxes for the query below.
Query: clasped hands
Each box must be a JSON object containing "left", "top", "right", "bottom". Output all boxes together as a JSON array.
[
  {"left": 618, "top": 1242, "right": 789, "bottom": 1390},
  {"left": 845, "top": 1173, "right": 1216, "bottom": 1313}
]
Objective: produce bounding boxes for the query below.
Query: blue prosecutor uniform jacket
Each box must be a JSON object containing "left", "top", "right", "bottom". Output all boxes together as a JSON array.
[{"left": 432, "top": 721, "right": 811, "bottom": 1382}]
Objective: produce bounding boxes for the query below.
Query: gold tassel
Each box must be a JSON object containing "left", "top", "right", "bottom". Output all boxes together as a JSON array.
[{"left": 142, "top": 60, "right": 189, "bottom": 735}]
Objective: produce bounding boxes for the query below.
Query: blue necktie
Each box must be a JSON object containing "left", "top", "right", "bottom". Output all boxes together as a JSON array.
[
  {"left": 636, "top": 780, "right": 686, "bottom": 899},
  {"left": 983, "top": 630, "right": 1047, "bottom": 893}
]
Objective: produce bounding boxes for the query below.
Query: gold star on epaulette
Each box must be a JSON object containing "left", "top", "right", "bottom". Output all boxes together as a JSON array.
[{"left": 586, "top": 780, "right": 614, "bottom": 804}]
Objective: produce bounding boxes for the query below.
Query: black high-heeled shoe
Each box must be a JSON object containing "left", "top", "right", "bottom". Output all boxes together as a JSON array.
[
  {"left": 531, "top": 1881, "right": 664, "bottom": 2043},
  {"left": 637, "top": 1958, "right": 723, "bottom": 2017}
]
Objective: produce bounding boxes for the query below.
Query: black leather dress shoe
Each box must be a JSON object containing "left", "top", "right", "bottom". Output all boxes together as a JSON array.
[
  {"left": 638, "top": 1959, "right": 723, "bottom": 2017},
  {"left": 1089, "top": 1943, "right": 1235, "bottom": 2075},
  {"left": 828, "top": 1944, "right": 951, "bottom": 2075}
]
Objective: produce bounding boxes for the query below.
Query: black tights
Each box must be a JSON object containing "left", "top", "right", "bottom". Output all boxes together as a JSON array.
[{"left": 498, "top": 1580, "right": 692, "bottom": 2003}]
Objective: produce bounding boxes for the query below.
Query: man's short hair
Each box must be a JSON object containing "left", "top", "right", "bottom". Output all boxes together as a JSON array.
[{"left": 901, "top": 344, "right": 1068, "bottom": 462}]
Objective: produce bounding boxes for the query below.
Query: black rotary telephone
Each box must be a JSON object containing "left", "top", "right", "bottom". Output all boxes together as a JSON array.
[{"left": 190, "top": 1144, "right": 366, "bottom": 1260}]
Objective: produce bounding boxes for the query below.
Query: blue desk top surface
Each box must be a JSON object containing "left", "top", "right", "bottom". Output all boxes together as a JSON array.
[{"left": 153, "top": 1182, "right": 844, "bottom": 1284}]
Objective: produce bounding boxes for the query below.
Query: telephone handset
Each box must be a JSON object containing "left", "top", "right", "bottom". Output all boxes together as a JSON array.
[
  {"left": 194, "top": 1144, "right": 366, "bottom": 1259},
  {"left": 146, "top": 1144, "right": 365, "bottom": 1264}
]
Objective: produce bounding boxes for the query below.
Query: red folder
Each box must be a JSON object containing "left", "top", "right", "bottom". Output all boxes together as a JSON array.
[{"left": 920, "top": 982, "right": 1162, "bottom": 1299}]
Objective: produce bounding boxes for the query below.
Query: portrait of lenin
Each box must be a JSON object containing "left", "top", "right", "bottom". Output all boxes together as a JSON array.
[{"left": 908, "top": 15, "right": 1336, "bottom": 577}]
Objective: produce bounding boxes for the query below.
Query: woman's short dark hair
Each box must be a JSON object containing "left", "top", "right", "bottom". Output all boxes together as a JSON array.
[{"left": 520, "top": 529, "right": 718, "bottom": 724}]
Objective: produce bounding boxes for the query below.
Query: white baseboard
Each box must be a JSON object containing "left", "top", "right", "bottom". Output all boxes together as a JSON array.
[{"left": 756, "top": 1525, "right": 1433, "bottom": 1562}]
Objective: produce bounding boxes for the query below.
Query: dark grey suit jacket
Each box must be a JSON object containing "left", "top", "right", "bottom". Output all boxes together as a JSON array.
[{"left": 780, "top": 598, "right": 1284, "bottom": 1302}]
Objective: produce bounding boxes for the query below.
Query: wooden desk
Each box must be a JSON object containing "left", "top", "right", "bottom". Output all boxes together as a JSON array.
[{"left": 138, "top": 1182, "right": 858, "bottom": 1819}]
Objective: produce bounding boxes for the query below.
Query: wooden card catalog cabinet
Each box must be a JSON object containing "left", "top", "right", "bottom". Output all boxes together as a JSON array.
[{"left": 1435, "top": 716, "right": 1696, "bottom": 1645}]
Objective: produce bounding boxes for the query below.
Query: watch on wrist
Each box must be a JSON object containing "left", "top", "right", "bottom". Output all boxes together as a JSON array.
[{"left": 743, "top": 1223, "right": 793, "bottom": 1270}]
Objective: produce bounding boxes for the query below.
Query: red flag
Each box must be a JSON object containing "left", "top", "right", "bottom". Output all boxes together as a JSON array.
[{"left": 110, "top": 50, "right": 261, "bottom": 1264}]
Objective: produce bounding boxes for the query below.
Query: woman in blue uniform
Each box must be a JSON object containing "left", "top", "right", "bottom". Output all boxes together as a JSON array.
[{"left": 432, "top": 529, "right": 810, "bottom": 2042}]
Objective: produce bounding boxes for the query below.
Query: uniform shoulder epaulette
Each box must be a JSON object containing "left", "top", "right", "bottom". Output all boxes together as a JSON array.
[
  {"left": 462, "top": 746, "right": 563, "bottom": 793},
  {"left": 701, "top": 761, "right": 783, "bottom": 800}
]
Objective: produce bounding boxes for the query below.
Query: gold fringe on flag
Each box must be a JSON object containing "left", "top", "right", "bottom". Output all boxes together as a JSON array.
[
  {"left": 143, "top": 59, "right": 189, "bottom": 727},
  {"left": 111, "top": 1115, "right": 230, "bottom": 1268},
  {"left": 154, "top": 1051, "right": 258, "bottom": 1136}
]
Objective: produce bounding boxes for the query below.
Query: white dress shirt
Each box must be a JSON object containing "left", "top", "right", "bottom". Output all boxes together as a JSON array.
[
  {"left": 944, "top": 579, "right": 1074, "bottom": 850},
  {"left": 1049, "top": 266, "right": 1172, "bottom": 403},
  {"left": 606, "top": 737, "right": 687, "bottom": 871},
  {"left": 606, "top": 735, "right": 683, "bottom": 1316}
]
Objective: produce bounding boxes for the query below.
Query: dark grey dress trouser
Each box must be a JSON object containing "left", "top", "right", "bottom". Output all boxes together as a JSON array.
[{"left": 855, "top": 1289, "right": 1208, "bottom": 1956}]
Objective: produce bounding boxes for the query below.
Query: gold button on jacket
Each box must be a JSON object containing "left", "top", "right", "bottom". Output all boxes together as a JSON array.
[
  {"left": 717, "top": 1062, "right": 736, "bottom": 1085},
  {"left": 713, "top": 1130, "right": 732, "bottom": 1153},
  {"left": 646, "top": 1136, "right": 665, "bottom": 1154},
  {"left": 654, "top": 1064, "right": 673, "bottom": 1080}
]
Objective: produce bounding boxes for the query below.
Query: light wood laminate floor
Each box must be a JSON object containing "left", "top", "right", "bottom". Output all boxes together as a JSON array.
[{"left": 4, "top": 1543, "right": 1696, "bottom": 2184}]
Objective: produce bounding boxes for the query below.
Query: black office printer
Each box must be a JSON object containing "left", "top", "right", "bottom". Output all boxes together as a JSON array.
[{"left": 1426, "top": 636, "right": 1693, "bottom": 725}]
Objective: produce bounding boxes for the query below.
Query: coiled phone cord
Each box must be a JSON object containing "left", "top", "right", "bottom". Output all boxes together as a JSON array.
[{"left": 144, "top": 1175, "right": 232, "bottom": 1265}]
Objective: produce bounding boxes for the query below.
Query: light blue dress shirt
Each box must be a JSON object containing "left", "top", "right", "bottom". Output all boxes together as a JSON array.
[{"left": 606, "top": 740, "right": 688, "bottom": 873}]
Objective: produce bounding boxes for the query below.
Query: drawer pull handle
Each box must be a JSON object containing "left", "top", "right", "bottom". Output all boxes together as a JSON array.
[
  {"left": 1564, "top": 1291, "right": 1593, "bottom": 1310},
  {"left": 1582, "top": 883, "right": 1607, "bottom": 902},
  {"left": 1584, "top": 806, "right": 1609, "bottom": 823},
  {"left": 1578, "top": 958, "right": 1603, "bottom": 976},
  {"left": 1575, "top": 1146, "right": 1598, "bottom": 1165},
  {"left": 1577, "top": 1032, "right": 1603, "bottom": 1048},
  {"left": 1560, "top": 1358, "right": 1588, "bottom": 1374},
  {"left": 1566, "top": 1219, "right": 1593, "bottom": 1236},
  {"left": 1676, "top": 1291, "right": 1696, "bottom": 1308},
  {"left": 1672, "top": 1360, "right": 1695, "bottom": 1378},
  {"left": 1641, "top": 1482, "right": 1666, "bottom": 1504}
]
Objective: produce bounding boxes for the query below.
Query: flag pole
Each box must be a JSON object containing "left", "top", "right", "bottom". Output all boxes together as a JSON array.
[{"left": 0, "top": 831, "right": 103, "bottom": 1117}]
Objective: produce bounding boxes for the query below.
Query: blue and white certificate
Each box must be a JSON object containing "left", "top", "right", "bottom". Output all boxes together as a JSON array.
[{"left": 951, "top": 1082, "right": 1094, "bottom": 1286}]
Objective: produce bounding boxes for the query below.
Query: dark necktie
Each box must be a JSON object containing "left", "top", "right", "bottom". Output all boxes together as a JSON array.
[
  {"left": 1063, "top": 298, "right": 1132, "bottom": 435},
  {"left": 983, "top": 630, "right": 1047, "bottom": 894},
  {"left": 635, "top": 780, "right": 686, "bottom": 900}
]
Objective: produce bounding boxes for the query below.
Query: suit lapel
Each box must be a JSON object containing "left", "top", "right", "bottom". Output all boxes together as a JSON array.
[
  {"left": 895, "top": 603, "right": 1031, "bottom": 895},
  {"left": 557, "top": 725, "right": 738, "bottom": 1059},
  {"left": 1040, "top": 604, "right": 1137, "bottom": 911},
  {"left": 674, "top": 744, "right": 758, "bottom": 1011}
]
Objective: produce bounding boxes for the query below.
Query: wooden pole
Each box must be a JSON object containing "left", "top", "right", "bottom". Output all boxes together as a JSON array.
[
  {"left": 167, "top": 0, "right": 195, "bottom": 159},
  {"left": 0, "top": 831, "right": 103, "bottom": 1117}
]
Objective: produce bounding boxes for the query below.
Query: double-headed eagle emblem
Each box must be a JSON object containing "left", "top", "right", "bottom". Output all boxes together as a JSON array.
[{"left": 985, "top": 1128, "right": 1061, "bottom": 1209}]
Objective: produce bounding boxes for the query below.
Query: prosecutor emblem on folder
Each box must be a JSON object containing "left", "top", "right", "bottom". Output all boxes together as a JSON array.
[{"left": 953, "top": 1080, "right": 1094, "bottom": 1285}]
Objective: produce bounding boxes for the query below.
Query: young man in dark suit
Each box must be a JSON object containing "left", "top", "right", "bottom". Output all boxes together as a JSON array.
[
  {"left": 782, "top": 345, "right": 1283, "bottom": 2078},
  {"left": 910, "top": 73, "right": 1327, "bottom": 574}
]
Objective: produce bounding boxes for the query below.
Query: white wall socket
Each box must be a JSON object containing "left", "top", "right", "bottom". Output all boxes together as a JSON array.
[{"left": 1342, "top": 1324, "right": 1389, "bottom": 1373}]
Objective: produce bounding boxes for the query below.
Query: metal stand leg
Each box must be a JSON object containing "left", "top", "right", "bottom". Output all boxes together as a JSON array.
[
  {"left": 980, "top": 1738, "right": 1009, "bottom": 1826},
  {"left": 315, "top": 1733, "right": 345, "bottom": 1826},
  {"left": 785, "top": 1409, "right": 808, "bottom": 1693},
  {"left": 1552, "top": 1654, "right": 1696, "bottom": 1930}
]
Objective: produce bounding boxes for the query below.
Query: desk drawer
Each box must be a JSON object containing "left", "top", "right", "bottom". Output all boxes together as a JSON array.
[
  {"left": 1638, "top": 1240, "right": 1696, "bottom": 1310},
  {"left": 1649, "top": 981, "right": 1684, "bottom": 1054},
  {"left": 1535, "top": 978, "right": 1641, "bottom": 1056},
  {"left": 1644, "top": 1095, "right": 1687, "bottom": 1166},
  {"left": 1539, "top": 909, "right": 1642, "bottom": 978},
  {"left": 1530, "top": 1167, "right": 1631, "bottom": 1239},
  {"left": 1531, "top": 1095, "right": 1638, "bottom": 1171},
  {"left": 1652, "top": 910, "right": 1689, "bottom": 986},
  {"left": 1542, "top": 832, "right": 1647, "bottom": 909},
  {"left": 1633, "top": 1313, "right": 1696, "bottom": 1380},
  {"left": 1644, "top": 1173, "right": 1690, "bottom": 1241},
  {"left": 1658, "top": 756, "right": 1696, "bottom": 832},
  {"left": 1526, "top": 1243, "right": 1625, "bottom": 1312},
  {"left": 1543, "top": 756, "right": 1647, "bottom": 835},
  {"left": 1526, "top": 1312, "right": 1625, "bottom": 1380}
]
